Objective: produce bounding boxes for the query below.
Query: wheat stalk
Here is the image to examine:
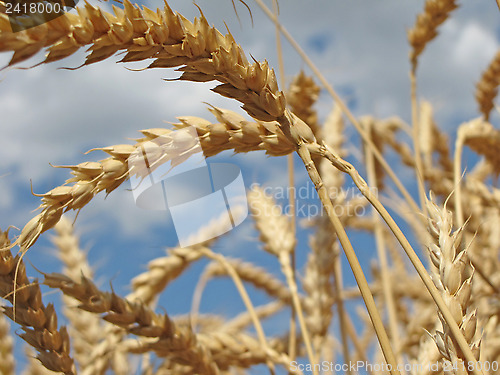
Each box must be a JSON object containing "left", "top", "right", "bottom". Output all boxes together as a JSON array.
[{"left": 199, "top": 259, "right": 293, "bottom": 304}]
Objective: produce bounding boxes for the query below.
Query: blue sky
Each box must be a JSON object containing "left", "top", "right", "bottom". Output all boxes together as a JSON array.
[{"left": 1, "top": 0, "right": 500, "bottom": 373}]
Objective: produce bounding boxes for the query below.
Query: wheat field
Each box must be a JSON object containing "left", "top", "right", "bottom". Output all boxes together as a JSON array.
[{"left": 1, "top": 0, "right": 500, "bottom": 374}]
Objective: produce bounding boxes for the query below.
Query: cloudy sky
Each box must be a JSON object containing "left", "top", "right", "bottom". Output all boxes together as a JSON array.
[{"left": 1, "top": 0, "right": 499, "bottom": 372}]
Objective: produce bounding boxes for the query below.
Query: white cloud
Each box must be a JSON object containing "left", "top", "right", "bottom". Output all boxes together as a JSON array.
[{"left": 452, "top": 21, "right": 498, "bottom": 70}]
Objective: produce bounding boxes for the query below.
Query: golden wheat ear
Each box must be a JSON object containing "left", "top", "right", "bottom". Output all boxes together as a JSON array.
[
  {"left": 407, "top": 0, "right": 459, "bottom": 71},
  {"left": 0, "top": 229, "right": 76, "bottom": 374}
]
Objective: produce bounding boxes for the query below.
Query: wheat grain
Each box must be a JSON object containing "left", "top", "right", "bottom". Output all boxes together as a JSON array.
[{"left": 22, "top": 347, "right": 55, "bottom": 375}]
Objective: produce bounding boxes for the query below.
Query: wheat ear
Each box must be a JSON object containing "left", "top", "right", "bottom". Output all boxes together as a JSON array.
[
  {"left": 51, "top": 217, "right": 110, "bottom": 373},
  {"left": 475, "top": 50, "right": 500, "bottom": 121},
  {"left": 44, "top": 264, "right": 302, "bottom": 374},
  {"left": 287, "top": 71, "right": 321, "bottom": 139},
  {"left": 425, "top": 195, "right": 481, "bottom": 372},
  {"left": 303, "top": 215, "right": 337, "bottom": 354},
  {"left": 0, "top": 229, "right": 76, "bottom": 374},
  {"left": 1, "top": 0, "right": 288, "bottom": 122},
  {"left": 407, "top": 0, "right": 458, "bottom": 71},
  {"left": 42, "top": 271, "right": 220, "bottom": 375},
  {"left": 12, "top": 107, "right": 300, "bottom": 253}
]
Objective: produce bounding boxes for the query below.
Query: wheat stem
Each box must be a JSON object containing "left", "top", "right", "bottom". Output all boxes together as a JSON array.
[
  {"left": 333, "top": 254, "right": 352, "bottom": 373},
  {"left": 278, "top": 112, "right": 400, "bottom": 374},
  {"left": 410, "top": 70, "right": 428, "bottom": 216},
  {"left": 364, "top": 120, "right": 403, "bottom": 368},
  {"left": 271, "top": 1, "right": 298, "bottom": 363},
  {"left": 199, "top": 248, "right": 276, "bottom": 375},
  {"left": 320, "top": 147, "right": 483, "bottom": 375}
]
